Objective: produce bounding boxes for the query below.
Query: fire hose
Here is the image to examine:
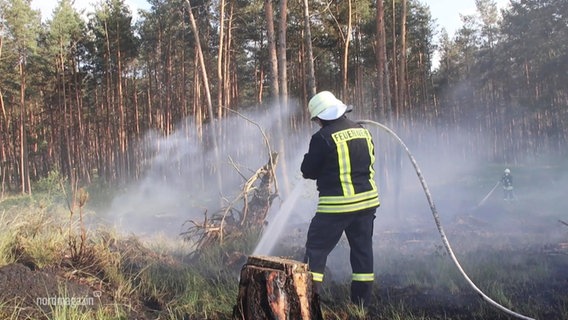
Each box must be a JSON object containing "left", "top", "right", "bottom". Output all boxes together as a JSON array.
[
  {"left": 477, "top": 180, "right": 501, "bottom": 208},
  {"left": 357, "top": 119, "right": 535, "bottom": 320}
]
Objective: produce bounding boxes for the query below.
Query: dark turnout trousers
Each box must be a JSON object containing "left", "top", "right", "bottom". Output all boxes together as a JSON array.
[{"left": 304, "top": 208, "right": 376, "bottom": 306}]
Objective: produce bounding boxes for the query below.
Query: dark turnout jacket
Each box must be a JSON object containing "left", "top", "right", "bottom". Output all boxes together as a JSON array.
[
  {"left": 501, "top": 173, "right": 513, "bottom": 189},
  {"left": 301, "top": 116, "right": 380, "bottom": 213}
]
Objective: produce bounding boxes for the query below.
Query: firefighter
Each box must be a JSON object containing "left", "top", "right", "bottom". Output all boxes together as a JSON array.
[
  {"left": 301, "top": 91, "right": 380, "bottom": 308},
  {"left": 501, "top": 168, "right": 514, "bottom": 200}
]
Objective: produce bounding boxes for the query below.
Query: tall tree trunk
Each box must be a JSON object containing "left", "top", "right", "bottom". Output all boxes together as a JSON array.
[
  {"left": 398, "top": 0, "right": 408, "bottom": 116},
  {"left": 217, "top": 0, "right": 226, "bottom": 117},
  {"left": 0, "top": 26, "right": 6, "bottom": 195},
  {"left": 375, "top": 0, "right": 389, "bottom": 119},
  {"left": 0, "top": 23, "right": 2, "bottom": 121},
  {"left": 0, "top": 89, "right": 5, "bottom": 122},
  {"left": 391, "top": 0, "right": 399, "bottom": 119},
  {"left": 0, "top": 89, "right": 6, "bottom": 196},
  {"left": 116, "top": 42, "right": 127, "bottom": 182},
  {"left": 185, "top": 0, "right": 214, "bottom": 120},
  {"left": 103, "top": 20, "right": 114, "bottom": 183},
  {"left": 73, "top": 48, "right": 89, "bottom": 184},
  {"left": 185, "top": 0, "right": 223, "bottom": 194},
  {"left": 302, "top": 0, "right": 316, "bottom": 98},
  {"left": 224, "top": 0, "right": 234, "bottom": 109},
  {"left": 165, "top": 38, "right": 172, "bottom": 134},
  {"left": 276, "top": 0, "right": 291, "bottom": 193},
  {"left": 18, "top": 62, "right": 30, "bottom": 194},
  {"left": 265, "top": 0, "right": 279, "bottom": 102},
  {"left": 193, "top": 50, "right": 203, "bottom": 138},
  {"left": 59, "top": 37, "right": 74, "bottom": 190},
  {"left": 341, "top": 0, "right": 352, "bottom": 99},
  {"left": 277, "top": 0, "right": 288, "bottom": 107}
]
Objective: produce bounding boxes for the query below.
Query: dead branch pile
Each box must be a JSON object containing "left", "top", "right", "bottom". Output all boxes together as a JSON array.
[{"left": 181, "top": 152, "right": 279, "bottom": 255}]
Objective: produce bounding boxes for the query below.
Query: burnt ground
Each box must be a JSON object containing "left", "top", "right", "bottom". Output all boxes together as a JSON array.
[
  {"left": 0, "top": 263, "right": 99, "bottom": 319},
  {"left": 366, "top": 249, "right": 568, "bottom": 320},
  {"left": 0, "top": 236, "right": 174, "bottom": 320},
  {"left": 318, "top": 249, "right": 567, "bottom": 320}
]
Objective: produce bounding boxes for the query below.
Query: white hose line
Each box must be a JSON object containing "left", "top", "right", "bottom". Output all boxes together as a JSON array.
[{"left": 357, "top": 119, "right": 535, "bottom": 320}]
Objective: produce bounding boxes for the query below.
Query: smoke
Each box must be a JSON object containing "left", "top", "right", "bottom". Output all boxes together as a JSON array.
[
  {"left": 99, "top": 98, "right": 567, "bottom": 283},
  {"left": 102, "top": 99, "right": 313, "bottom": 237},
  {"left": 372, "top": 120, "right": 567, "bottom": 235}
]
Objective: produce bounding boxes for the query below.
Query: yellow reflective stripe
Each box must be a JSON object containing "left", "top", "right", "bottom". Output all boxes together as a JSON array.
[
  {"left": 332, "top": 128, "right": 372, "bottom": 197},
  {"left": 366, "top": 136, "right": 377, "bottom": 191},
  {"left": 317, "top": 197, "right": 380, "bottom": 213},
  {"left": 336, "top": 141, "right": 354, "bottom": 196},
  {"left": 319, "top": 190, "right": 378, "bottom": 204},
  {"left": 352, "top": 273, "right": 374, "bottom": 282},
  {"left": 311, "top": 272, "right": 324, "bottom": 282}
]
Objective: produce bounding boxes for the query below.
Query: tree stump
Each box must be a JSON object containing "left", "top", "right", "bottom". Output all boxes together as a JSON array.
[{"left": 233, "top": 255, "right": 323, "bottom": 320}]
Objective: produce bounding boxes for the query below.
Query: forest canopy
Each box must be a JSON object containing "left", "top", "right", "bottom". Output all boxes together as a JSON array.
[{"left": 0, "top": 0, "right": 566, "bottom": 194}]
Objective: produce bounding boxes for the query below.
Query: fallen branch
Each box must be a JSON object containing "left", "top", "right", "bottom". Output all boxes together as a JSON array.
[
  {"left": 181, "top": 111, "right": 280, "bottom": 258},
  {"left": 181, "top": 153, "right": 278, "bottom": 256}
]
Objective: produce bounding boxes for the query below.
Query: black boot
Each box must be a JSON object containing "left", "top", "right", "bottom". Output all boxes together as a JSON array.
[{"left": 351, "top": 281, "right": 372, "bottom": 308}]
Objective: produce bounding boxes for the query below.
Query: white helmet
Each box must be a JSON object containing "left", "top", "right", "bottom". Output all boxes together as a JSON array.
[
  {"left": 504, "top": 168, "right": 510, "bottom": 174},
  {"left": 308, "top": 91, "right": 348, "bottom": 120}
]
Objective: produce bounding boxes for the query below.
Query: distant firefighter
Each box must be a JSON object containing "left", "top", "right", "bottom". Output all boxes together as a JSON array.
[{"left": 501, "top": 168, "right": 514, "bottom": 200}]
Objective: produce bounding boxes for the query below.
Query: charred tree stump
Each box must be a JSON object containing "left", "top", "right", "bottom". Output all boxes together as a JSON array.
[{"left": 233, "top": 255, "right": 323, "bottom": 320}]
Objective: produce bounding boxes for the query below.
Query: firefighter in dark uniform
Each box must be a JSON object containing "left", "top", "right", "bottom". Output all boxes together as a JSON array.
[
  {"left": 501, "top": 168, "right": 514, "bottom": 200},
  {"left": 301, "top": 91, "right": 380, "bottom": 308}
]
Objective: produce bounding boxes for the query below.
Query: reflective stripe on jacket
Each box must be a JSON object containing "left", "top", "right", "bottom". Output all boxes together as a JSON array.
[{"left": 301, "top": 117, "right": 380, "bottom": 213}]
